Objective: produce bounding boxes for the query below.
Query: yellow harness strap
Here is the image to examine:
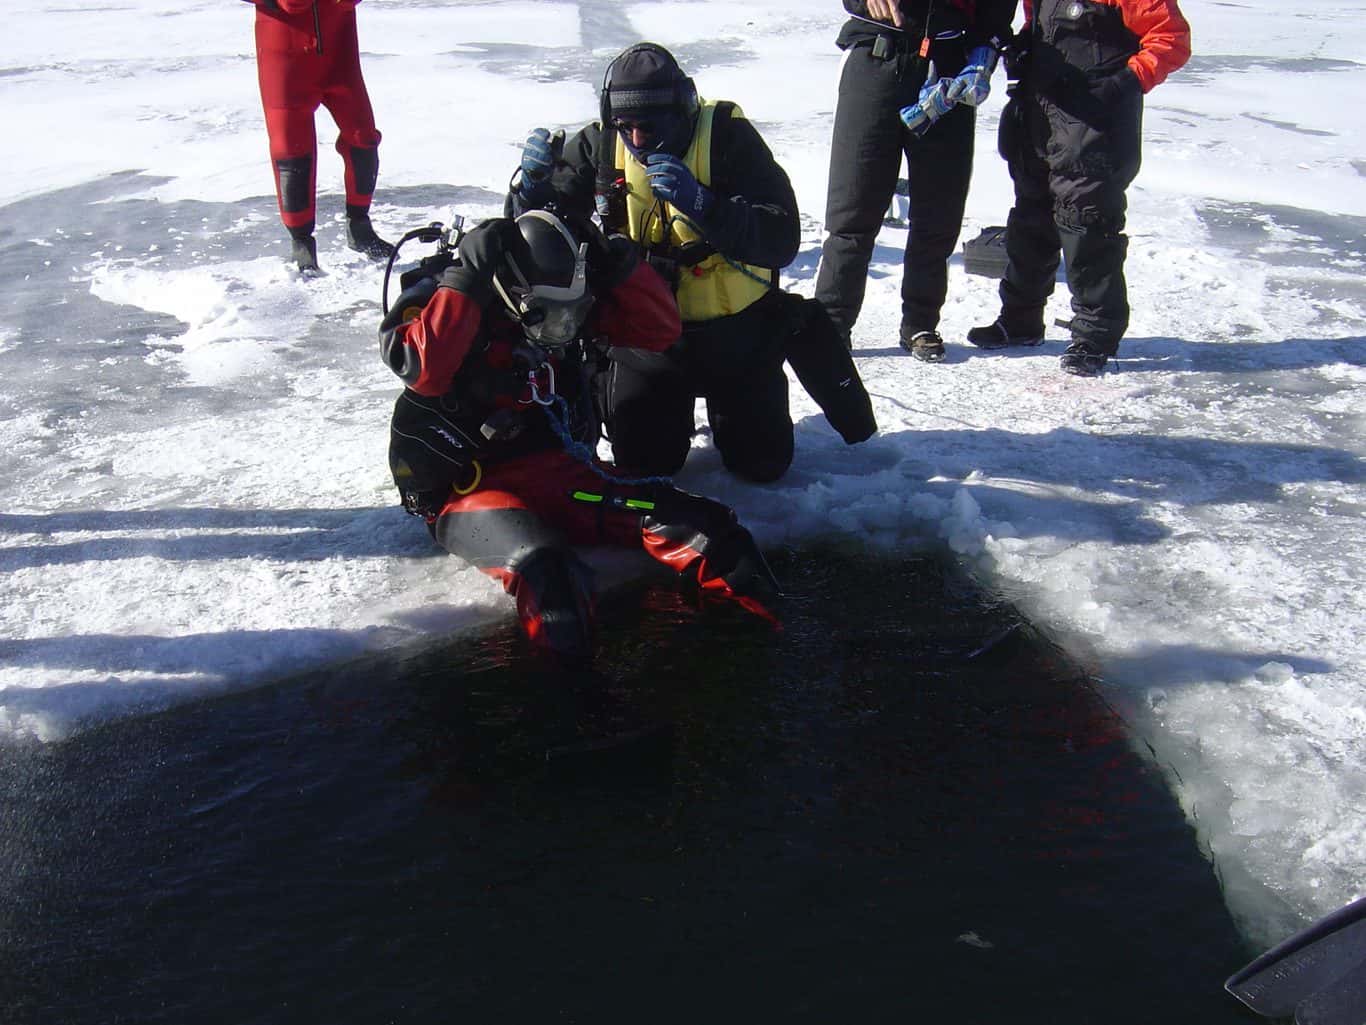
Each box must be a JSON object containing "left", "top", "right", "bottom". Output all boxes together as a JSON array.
[{"left": 619, "top": 101, "right": 772, "bottom": 321}]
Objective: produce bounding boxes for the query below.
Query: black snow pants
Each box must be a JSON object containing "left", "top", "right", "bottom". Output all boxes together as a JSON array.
[
  {"left": 815, "top": 35, "right": 976, "bottom": 342},
  {"left": 604, "top": 291, "right": 795, "bottom": 485},
  {"left": 996, "top": 81, "right": 1144, "bottom": 356}
]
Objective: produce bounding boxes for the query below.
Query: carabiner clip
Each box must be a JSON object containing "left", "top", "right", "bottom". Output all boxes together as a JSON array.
[{"left": 524, "top": 361, "right": 556, "bottom": 406}]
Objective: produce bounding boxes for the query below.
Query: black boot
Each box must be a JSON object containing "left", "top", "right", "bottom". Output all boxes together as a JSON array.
[
  {"left": 966, "top": 314, "right": 1045, "bottom": 349},
  {"left": 346, "top": 206, "right": 394, "bottom": 262},
  {"left": 290, "top": 233, "right": 320, "bottom": 275},
  {"left": 900, "top": 327, "right": 946, "bottom": 363},
  {"left": 509, "top": 548, "right": 597, "bottom": 670},
  {"left": 1060, "top": 341, "right": 1109, "bottom": 376},
  {"left": 722, "top": 528, "right": 782, "bottom": 600}
]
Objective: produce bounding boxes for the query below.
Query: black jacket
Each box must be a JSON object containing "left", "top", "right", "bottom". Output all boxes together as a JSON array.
[{"left": 836, "top": 0, "right": 1017, "bottom": 51}]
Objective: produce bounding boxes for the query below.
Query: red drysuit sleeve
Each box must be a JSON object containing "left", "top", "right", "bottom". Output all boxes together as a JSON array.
[
  {"left": 381, "top": 287, "right": 484, "bottom": 397},
  {"left": 587, "top": 260, "right": 682, "bottom": 353},
  {"left": 1121, "top": 0, "right": 1192, "bottom": 92}
]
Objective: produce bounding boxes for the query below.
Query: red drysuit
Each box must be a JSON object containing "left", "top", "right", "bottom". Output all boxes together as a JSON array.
[
  {"left": 381, "top": 226, "right": 778, "bottom": 664},
  {"left": 251, "top": 0, "right": 382, "bottom": 231}
]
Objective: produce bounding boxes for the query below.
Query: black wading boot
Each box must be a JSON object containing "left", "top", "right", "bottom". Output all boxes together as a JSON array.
[
  {"left": 289, "top": 228, "right": 320, "bottom": 276},
  {"left": 346, "top": 205, "right": 394, "bottom": 262}
]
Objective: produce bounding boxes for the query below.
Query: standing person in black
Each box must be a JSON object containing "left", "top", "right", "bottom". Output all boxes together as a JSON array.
[
  {"left": 508, "top": 43, "right": 875, "bottom": 485},
  {"left": 965, "top": 0, "right": 1191, "bottom": 375},
  {"left": 815, "top": 0, "right": 1016, "bottom": 360}
]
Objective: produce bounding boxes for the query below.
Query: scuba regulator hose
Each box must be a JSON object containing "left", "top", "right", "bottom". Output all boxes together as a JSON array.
[{"left": 380, "top": 217, "right": 465, "bottom": 317}]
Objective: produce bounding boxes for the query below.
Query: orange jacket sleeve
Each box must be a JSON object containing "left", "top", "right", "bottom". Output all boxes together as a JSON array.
[{"left": 1121, "top": 0, "right": 1192, "bottom": 92}]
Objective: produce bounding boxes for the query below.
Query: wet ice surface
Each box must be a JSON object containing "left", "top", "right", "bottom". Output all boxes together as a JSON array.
[{"left": 0, "top": 551, "right": 1254, "bottom": 1024}]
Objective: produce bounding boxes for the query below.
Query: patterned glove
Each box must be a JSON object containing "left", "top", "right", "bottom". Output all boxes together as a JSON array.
[
  {"left": 644, "top": 152, "right": 714, "bottom": 225},
  {"left": 899, "top": 62, "right": 955, "bottom": 137},
  {"left": 516, "top": 127, "right": 562, "bottom": 204},
  {"left": 520, "top": 127, "right": 559, "bottom": 180},
  {"left": 945, "top": 45, "right": 998, "bottom": 107}
]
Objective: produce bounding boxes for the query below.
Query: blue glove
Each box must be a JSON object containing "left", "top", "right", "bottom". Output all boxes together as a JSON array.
[
  {"left": 899, "top": 63, "right": 955, "bottom": 136},
  {"left": 516, "top": 127, "right": 562, "bottom": 204},
  {"left": 520, "top": 127, "right": 561, "bottom": 180},
  {"left": 644, "top": 152, "right": 714, "bottom": 224},
  {"left": 945, "top": 45, "right": 998, "bottom": 107}
]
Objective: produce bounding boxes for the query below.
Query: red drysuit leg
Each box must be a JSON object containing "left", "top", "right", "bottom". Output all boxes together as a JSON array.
[
  {"left": 254, "top": 2, "right": 381, "bottom": 230},
  {"left": 316, "top": 8, "right": 382, "bottom": 210},
  {"left": 428, "top": 451, "right": 777, "bottom": 660}
]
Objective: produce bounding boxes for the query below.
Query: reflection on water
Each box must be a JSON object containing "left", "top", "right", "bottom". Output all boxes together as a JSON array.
[{"left": 0, "top": 545, "right": 1255, "bottom": 1024}]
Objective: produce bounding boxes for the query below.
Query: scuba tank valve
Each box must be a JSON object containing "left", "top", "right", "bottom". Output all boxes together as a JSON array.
[{"left": 380, "top": 210, "right": 468, "bottom": 317}]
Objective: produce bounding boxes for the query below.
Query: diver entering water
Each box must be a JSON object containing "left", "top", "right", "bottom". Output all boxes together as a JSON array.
[{"left": 381, "top": 209, "right": 777, "bottom": 666}]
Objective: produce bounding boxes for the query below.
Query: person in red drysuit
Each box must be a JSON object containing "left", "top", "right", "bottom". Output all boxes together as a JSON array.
[
  {"left": 381, "top": 210, "right": 779, "bottom": 666},
  {"left": 249, "top": 0, "right": 393, "bottom": 273}
]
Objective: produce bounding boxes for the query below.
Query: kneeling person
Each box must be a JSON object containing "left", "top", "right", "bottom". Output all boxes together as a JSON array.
[
  {"left": 510, "top": 43, "right": 874, "bottom": 484},
  {"left": 381, "top": 210, "right": 775, "bottom": 665}
]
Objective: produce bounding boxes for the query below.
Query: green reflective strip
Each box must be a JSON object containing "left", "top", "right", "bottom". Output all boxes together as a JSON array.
[{"left": 570, "top": 490, "right": 654, "bottom": 511}]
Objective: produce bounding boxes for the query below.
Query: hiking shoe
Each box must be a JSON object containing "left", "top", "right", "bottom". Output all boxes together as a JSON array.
[
  {"left": 1060, "top": 342, "right": 1108, "bottom": 376},
  {"left": 291, "top": 235, "right": 321, "bottom": 275},
  {"left": 966, "top": 317, "right": 1045, "bottom": 349},
  {"left": 347, "top": 214, "right": 395, "bottom": 261},
  {"left": 900, "top": 328, "right": 946, "bottom": 363}
]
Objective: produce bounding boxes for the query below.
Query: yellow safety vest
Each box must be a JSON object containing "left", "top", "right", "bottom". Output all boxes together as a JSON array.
[{"left": 618, "top": 100, "right": 773, "bottom": 322}]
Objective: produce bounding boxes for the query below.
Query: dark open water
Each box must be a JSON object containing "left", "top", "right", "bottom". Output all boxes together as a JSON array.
[{"left": 0, "top": 546, "right": 1260, "bottom": 1024}]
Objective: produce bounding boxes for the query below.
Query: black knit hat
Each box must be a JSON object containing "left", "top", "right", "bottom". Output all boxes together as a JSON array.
[{"left": 602, "top": 43, "right": 698, "bottom": 120}]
